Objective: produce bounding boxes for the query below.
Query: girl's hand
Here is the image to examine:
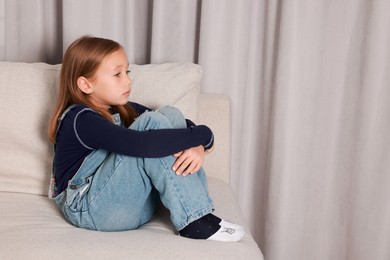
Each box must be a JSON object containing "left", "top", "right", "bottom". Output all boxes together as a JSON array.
[{"left": 172, "top": 145, "right": 205, "bottom": 176}]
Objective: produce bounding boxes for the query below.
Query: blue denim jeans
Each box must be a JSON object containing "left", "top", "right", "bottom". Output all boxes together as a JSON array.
[{"left": 53, "top": 106, "right": 214, "bottom": 231}]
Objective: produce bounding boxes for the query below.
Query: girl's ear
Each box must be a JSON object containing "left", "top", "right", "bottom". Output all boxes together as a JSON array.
[{"left": 77, "top": 76, "right": 94, "bottom": 94}]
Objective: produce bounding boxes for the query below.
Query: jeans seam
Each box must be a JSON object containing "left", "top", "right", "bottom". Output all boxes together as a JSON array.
[
  {"left": 159, "top": 157, "right": 191, "bottom": 217},
  {"left": 158, "top": 156, "right": 213, "bottom": 230}
]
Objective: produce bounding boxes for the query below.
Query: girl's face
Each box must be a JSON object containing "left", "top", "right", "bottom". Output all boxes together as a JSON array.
[{"left": 83, "top": 48, "right": 131, "bottom": 110}]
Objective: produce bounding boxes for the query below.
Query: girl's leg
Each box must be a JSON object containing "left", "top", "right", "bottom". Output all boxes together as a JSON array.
[
  {"left": 57, "top": 147, "right": 159, "bottom": 231},
  {"left": 154, "top": 106, "right": 210, "bottom": 197},
  {"left": 133, "top": 107, "right": 244, "bottom": 241},
  {"left": 130, "top": 107, "right": 214, "bottom": 230}
]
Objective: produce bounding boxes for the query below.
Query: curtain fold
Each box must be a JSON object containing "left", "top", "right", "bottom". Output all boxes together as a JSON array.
[
  {"left": 0, "top": 0, "right": 62, "bottom": 63},
  {"left": 150, "top": 0, "right": 200, "bottom": 63},
  {"left": 263, "top": 1, "right": 390, "bottom": 259},
  {"left": 1, "top": 0, "right": 390, "bottom": 259}
]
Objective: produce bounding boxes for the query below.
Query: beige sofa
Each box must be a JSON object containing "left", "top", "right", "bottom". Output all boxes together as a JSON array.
[{"left": 0, "top": 62, "right": 263, "bottom": 259}]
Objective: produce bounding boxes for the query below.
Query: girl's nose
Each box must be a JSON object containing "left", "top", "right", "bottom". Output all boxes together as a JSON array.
[{"left": 126, "top": 74, "right": 132, "bottom": 85}]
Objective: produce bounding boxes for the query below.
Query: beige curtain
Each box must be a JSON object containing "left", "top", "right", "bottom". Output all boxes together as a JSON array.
[
  {"left": 1, "top": 0, "right": 390, "bottom": 259},
  {"left": 260, "top": 1, "right": 390, "bottom": 259}
]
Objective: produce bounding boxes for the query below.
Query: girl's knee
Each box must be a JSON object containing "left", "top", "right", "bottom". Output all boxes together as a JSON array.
[
  {"left": 156, "top": 106, "right": 186, "bottom": 128},
  {"left": 130, "top": 111, "right": 173, "bottom": 131},
  {"left": 156, "top": 106, "right": 180, "bottom": 115}
]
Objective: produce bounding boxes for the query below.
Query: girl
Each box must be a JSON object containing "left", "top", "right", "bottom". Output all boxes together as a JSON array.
[{"left": 48, "top": 36, "right": 244, "bottom": 242}]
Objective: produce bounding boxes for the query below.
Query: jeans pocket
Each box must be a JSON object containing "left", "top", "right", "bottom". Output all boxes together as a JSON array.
[
  {"left": 63, "top": 176, "right": 96, "bottom": 230},
  {"left": 66, "top": 176, "right": 92, "bottom": 211}
]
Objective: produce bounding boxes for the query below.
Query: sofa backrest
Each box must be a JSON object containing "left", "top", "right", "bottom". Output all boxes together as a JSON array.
[{"left": 0, "top": 62, "right": 206, "bottom": 196}]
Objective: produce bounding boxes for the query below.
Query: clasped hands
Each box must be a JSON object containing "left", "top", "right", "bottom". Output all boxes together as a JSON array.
[{"left": 172, "top": 145, "right": 214, "bottom": 176}]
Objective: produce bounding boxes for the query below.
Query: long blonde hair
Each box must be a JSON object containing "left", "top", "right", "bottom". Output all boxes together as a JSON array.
[{"left": 48, "top": 36, "right": 136, "bottom": 143}]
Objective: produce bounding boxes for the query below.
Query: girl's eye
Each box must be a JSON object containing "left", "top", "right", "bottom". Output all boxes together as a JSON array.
[{"left": 114, "top": 71, "right": 130, "bottom": 77}]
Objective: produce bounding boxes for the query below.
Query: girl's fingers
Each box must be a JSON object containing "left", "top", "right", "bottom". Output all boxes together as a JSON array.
[
  {"left": 172, "top": 146, "right": 204, "bottom": 176},
  {"left": 176, "top": 156, "right": 192, "bottom": 175},
  {"left": 172, "top": 152, "right": 186, "bottom": 171},
  {"left": 184, "top": 162, "right": 201, "bottom": 176},
  {"left": 181, "top": 158, "right": 203, "bottom": 176}
]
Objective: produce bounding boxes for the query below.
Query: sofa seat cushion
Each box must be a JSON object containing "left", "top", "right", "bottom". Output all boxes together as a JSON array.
[{"left": 0, "top": 178, "right": 262, "bottom": 259}]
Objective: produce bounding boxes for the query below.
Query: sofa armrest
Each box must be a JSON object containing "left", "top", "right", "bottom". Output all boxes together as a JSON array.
[{"left": 198, "top": 93, "right": 230, "bottom": 184}]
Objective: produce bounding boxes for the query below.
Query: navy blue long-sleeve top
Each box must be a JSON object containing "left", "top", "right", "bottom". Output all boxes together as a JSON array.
[{"left": 53, "top": 102, "right": 214, "bottom": 193}]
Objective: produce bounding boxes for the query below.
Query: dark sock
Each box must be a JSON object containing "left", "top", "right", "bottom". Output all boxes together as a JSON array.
[
  {"left": 205, "top": 213, "right": 222, "bottom": 224},
  {"left": 179, "top": 214, "right": 221, "bottom": 239}
]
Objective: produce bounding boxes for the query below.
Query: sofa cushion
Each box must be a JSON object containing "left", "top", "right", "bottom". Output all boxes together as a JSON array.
[
  {"left": 0, "top": 62, "right": 60, "bottom": 196},
  {"left": 0, "top": 62, "right": 202, "bottom": 196},
  {"left": 0, "top": 178, "right": 263, "bottom": 259},
  {"left": 130, "top": 63, "right": 201, "bottom": 122}
]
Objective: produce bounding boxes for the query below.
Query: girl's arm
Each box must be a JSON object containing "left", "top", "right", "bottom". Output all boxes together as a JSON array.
[
  {"left": 75, "top": 109, "right": 213, "bottom": 158},
  {"left": 128, "top": 102, "right": 214, "bottom": 175}
]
